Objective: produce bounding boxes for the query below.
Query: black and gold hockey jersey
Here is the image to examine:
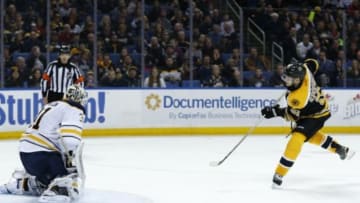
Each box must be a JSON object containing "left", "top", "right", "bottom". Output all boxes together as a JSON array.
[{"left": 284, "top": 59, "right": 330, "bottom": 121}]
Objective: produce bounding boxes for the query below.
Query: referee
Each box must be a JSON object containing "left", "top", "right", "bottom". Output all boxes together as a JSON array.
[{"left": 41, "top": 45, "right": 84, "bottom": 104}]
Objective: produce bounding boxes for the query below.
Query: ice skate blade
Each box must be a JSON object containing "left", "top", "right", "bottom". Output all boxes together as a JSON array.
[
  {"left": 346, "top": 150, "right": 356, "bottom": 160},
  {"left": 271, "top": 183, "right": 282, "bottom": 189}
]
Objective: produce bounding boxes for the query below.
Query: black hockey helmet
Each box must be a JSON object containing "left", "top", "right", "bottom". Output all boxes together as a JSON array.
[
  {"left": 283, "top": 63, "right": 306, "bottom": 79},
  {"left": 281, "top": 62, "right": 306, "bottom": 90},
  {"left": 57, "top": 44, "right": 71, "bottom": 54}
]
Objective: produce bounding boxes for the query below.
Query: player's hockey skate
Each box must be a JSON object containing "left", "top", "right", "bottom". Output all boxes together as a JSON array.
[
  {"left": 271, "top": 173, "right": 283, "bottom": 189},
  {"left": 336, "top": 146, "right": 355, "bottom": 160}
]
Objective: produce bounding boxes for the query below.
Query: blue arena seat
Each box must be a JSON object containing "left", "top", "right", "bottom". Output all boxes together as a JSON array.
[
  {"left": 131, "top": 53, "right": 142, "bottom": 65},
  {"left": 50, "top": 52, "right": 58, "bottom": 61},
  {"left": 243, "top": 71, "right": 255, "bottom": 79},
  {"left": 109, "top": 53, "right": 120, "bottom": 66},
  {"left": 165, "top": 81, "right": 180, "bottom": 88},
  {"left": 221, "top": 53, "right": 232, "bottom": 63},
  {"left": 12, "top": 52, "right": 29, "bottom": 61},
  {"left": 262, "top": 71, "right": 272, "bottom": 80},
  {"left": 182, "top": 80, "right": 201, "bottom": 87}
]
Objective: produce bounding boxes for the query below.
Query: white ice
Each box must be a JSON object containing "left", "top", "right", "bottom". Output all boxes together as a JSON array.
[{"left": 0, "top": 135, "right": 359, "bottom": 203}]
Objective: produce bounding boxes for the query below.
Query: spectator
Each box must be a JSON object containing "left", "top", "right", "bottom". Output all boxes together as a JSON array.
[
  {"left": 160, "top": 57, "right": 182, "bottom": 83},
  {"left": 334, "top": 59, "right": 345, "bottom": 83},
  {"left": 199, "top": 15, "right": 213, "bottom": 35},
  {"left": 27, "top": 67, "right": 42, "bottom": 88},
  {"left": 117, "top": 23, "right": 134, "bottom": 48},
  {"left": 230, "top": 48, "right": 241, "bottom": 67},
  {"left": 347, "top": 59, "right": 360, "bottom": 80},
  {"left": 144, "top": 66, "right": 166, "bottom": 88},
  {"left": 296, "top": 33, "right": 313, "bottom": 60},
  {"left": 244, "top": 47, "right": 271, "bottom": 71},
  {"left": 5, "top": 67, "right": 23, "bottom": 87},
  {"left": 146, "top": 36, "right": 164, "bottom": 67},
  {"left": 202, "top": 64, "right": 227, "bottom": 87},
  {"left": 307, "top": 38, "right": 322, "bottom": 59},
  {"left": 26, "top": 45, "right": 46, "bottom": 70},
  {"left": 228, "top": 68, "right": 247, "bottom": 87},
  {"left": 269, "top": 63, "right": 285, "bottom": 87},
  {"left": 211, "top": 48, "right": 224, "bottom": 68},
  {"left": 176, "top": 30, "right": 189, "bottom": 54},
  {"left": 58, "top": 24, "right": 74, "bottom": 44},
  {"left": 317, "top": 50, "right": 337, "bottom": 86},
  {"left": 12, "top": 56, "right": 29, "bottom": 84},
  {"left": 125, "top": 66, "right": 141, "bottom": 87},
  {"left": 100, "top": 68, "right": 120, "bottom": 87},
  {"left": 104, "top": 32, "right": 121, "bottom": 53},
  {"left": 77, "top": 49, "right": 92, "bottom": 75},
  {"left": 283, "top": 27, "right": 298, "bottom": 64},
  {"left": 196, "top": 55, "right": 213, "bottom": 82},
  {"left": 85, "top": 70, "right": 96, "bottom": 88},
  {"left": 208, "top": 24, "right": 222, "bottom": 47},
  {"left": 9, "top": 31, "right": 26, "bottom": 53},
  {"left": 248, "top": 67, "right": 269, "bottom": 87},
  {"left": 120, "top": 55, "right": 138, "bottom": 74},
  {"left": 23, "top": 31, "right": 43, "bottom": 52},
  {"left": 97, "top": 53, "right": 115, "bottom": 80}
]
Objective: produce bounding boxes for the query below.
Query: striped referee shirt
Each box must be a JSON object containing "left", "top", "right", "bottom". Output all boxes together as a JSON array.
[{"left": 41, "top": 59, "right": 84, "bottom": 97}]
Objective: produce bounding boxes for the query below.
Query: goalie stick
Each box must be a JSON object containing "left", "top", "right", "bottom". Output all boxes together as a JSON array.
[
  {"left": 209, "top": 92, "right": 286, "bottom": 167},
  {"left": 75, "top": 141, "right": 86, "bottom": 186}
]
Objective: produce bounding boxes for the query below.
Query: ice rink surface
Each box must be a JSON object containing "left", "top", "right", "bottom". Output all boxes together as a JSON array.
[{"left": 0, "top": 134, "right": 359, "bottom": 203}]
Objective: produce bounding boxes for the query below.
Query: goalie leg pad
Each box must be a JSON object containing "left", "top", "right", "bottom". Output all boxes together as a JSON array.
[
  {"left": 0, "top": 169, "right": 45, "bottom": 196},
  {"left": 39, "top": 173, "right": 82, "bottom": 203}
]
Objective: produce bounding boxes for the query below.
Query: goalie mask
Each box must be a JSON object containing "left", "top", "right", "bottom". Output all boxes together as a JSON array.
[
  {"left": 66, "top": 84, "right": 88, "bottom": 106},
  {"left": 281, "top": 63, "right": 306, "bottom": 90}
]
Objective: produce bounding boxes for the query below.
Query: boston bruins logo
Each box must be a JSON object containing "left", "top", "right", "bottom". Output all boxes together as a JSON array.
[{"left": 291, "top": 99, "right": 300, "bottom": 107}]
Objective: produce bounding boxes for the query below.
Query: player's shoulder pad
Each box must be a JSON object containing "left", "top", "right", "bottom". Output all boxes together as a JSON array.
[
  {"left": 304, "top": 58, "right": 319, "bottom": 74},
  {"left": 65, "top": 100, "right": 86, "bottom": 114}
]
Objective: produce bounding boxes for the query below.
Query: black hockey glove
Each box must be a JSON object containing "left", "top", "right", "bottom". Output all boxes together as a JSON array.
[{"left": 261, "top": 104, "right": 284, "bottom": 119}]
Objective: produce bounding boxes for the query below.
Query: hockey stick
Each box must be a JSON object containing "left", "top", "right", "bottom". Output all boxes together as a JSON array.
[
  {"left": 75, "top": 141, "right": 86, "bottom": 183},
  {"left": 209, "top": 92, "right": 286, "bottom": 167}
]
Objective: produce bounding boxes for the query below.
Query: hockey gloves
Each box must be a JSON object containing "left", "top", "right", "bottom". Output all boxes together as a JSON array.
[{"left": 261, "top": 104, "right": 284, "bottom": 119}]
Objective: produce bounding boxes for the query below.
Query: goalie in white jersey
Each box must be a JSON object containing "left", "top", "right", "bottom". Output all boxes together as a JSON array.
[{"left": 0, "top": 84, "right": 87, "bottom": 203}]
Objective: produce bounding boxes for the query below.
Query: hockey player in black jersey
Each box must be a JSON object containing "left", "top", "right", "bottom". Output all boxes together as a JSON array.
[{"left": 261, "top": 58, "right": 355, "bottom": 188}]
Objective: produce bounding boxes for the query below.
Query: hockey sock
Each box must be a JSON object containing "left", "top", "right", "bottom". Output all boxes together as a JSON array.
[
  {"left": 275, "top": 132, "right": 306, "bottom": 177},
  {"left": 308, "top": 131, "right": 337, "bottom": 153}
]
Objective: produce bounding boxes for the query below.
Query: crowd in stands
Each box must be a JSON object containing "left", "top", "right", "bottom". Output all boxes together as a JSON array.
[{"left": 2, "top": 0, "right": 360, "bottom": 88}]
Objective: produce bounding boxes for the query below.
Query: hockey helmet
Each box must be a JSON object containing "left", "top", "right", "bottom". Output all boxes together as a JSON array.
[
  {"left": 58, "top": 45, "right": 71, "bottom": 54},
  {"left": 281, "top": 63, "right": 306, "bottom": 89},
  {"left": 283, "top": 63, "right": 305, "bottom": 79},
  {"left": 66, "top": 84, "right": 88, "bottom": 106}
]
